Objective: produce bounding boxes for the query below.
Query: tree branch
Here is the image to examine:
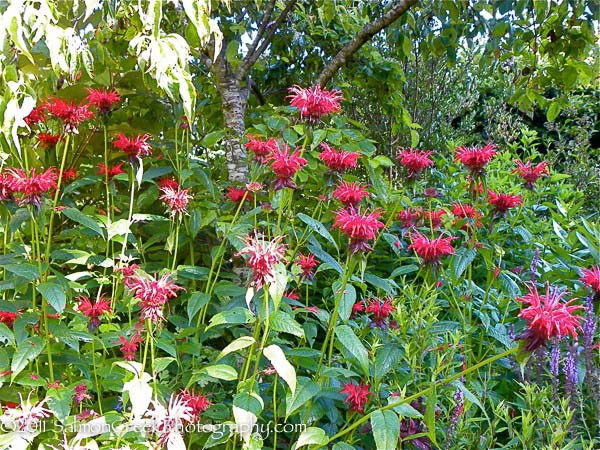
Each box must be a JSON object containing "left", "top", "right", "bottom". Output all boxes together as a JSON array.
[
  {"left": 315, "top": 0, "right": 419, "bottom": 87},
  {"left": 238, "top": 0, "right": 298, "bottom": 78},
  {"left": 243, "top": 0, "right": 277, "bottom": 65}
]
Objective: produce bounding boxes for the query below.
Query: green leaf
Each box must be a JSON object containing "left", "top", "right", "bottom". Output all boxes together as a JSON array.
[
  {"left": 424, "top": 388, "right": 437, "bottom": 446},
  {"left": 392, "top": 402, "right": 423, "bottom": 418},
  {"left": 202, "top": 364, "right": 238, "bottom": 381},
  {"left": 187, "top": 292, "right": 210, "bottom": 324},
  {"left": 450, "top": 380, "right": 484, "bottom": 411},
  {"left": 61, "top": 208, "right": 104, "bottom": 238},
  {"left": 334, "top": 325, "right": 369, "bottom": 376},
  {"left": 546, "top": 101, "right": 561, "bottom": 122},
  {"left": 37, "top": 282, "right": 67, "bottom": 314},
  {"left": 206, "top": 307, "right": 254, "bottom": 330},
  {"left": 47, "top": 386, "right": 73, "bottom": 423},
  {"left": 332, "top": 444, "right": 356, "bottom": 450},
  {"left": 452, "top": 248, "right": 477, "bottom": 280},
  {"left": 286, "top": 379, "right": 320, "bottom": 417},
  {"left": 390, "top": 265, "right": 418, "bottom": 277},
  {"left": 263, "top": 345, "right": 296, "bottom": 394},
  {"left": 298, "top": 213, "right": 339, "bottom": 252},
  {"left": 337, "top": 282, "right": 356, "bottom": 322},
  {"left": 4, "top": 263, "right": 40, "bottom": 281},
  {"left": 217, "top": 336, "right": 255, "bottom": 360},
  {"left": 270, "top": 311, "right": 304, "bottom": 337},
  {"left": 371, "top": 409, "right": 400, "bottom": 450},
  {"left": 178, "top": 266, "right": 210, "bottom": 280},
  {"left": 11, "top": 336, "right": 45, "bottom": 380},
  {"left": 0, "top": 323, "right": 15, "bottom": 346},
  {"left": 295, "top": 427, "right": 328, "bottom": 448},
  {"left": 374, "top": 345, "right": 402, "bottom": 381},
  {"left": 233, "top": 392, "right": 263, "bottom": 416}
]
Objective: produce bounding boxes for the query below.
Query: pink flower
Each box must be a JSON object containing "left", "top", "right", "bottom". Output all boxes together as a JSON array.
[
  {"left": 6, "top": 167, "right": 58, "bottom": 208},
  {"left": 268, "top": 144, "right": 307, "bottom": 190},
  {"left": 488, "top": 190, "right": 522, "bottom": 215},
  {"left": 114, "top": 333, "right": 144, "bottom": 360},
  {"left": 157, "top": 177, "right": 179, "bottom": 190},
  {"left": 125, "top": 272, "right": 184, "bottom": 322},
  {"left": 451, "top": 203, "right": 482, "bottom": 229},
  {"left": 455, "top": 143, "right": 497, "bottom": 175},
  {"left": 580, "top": 266, "right": 600, "bottom": 293},
  {"left": 37, "top": 133, "right": 62, "bottom": 149},
  {"left": 73, "top": 383, "right": 91, "bottom": 406},
  {"left": 340, "top": 380, "right": 371, "bottom": 413},
  {"left": 226, "top": 186, "right": 253, "bottom": 203},
  {"left": 408, "top": 232, "right": 455, "bottom": 265},
  {"left": 295, "top": 253, "right": 319, "bottom": 278},
  {"left": 159, "top": 185, "right": 193, "bottom": 217},
  {"left": 0, "top": 311, "right": 18, "bottom": 328},
  {"left": 78, "top": 296, "right": 112, "bottom": 330},
  {"left": 44, "top": 98, "right": 94, "bottom": 133},
  {"left": 516, "top": 283, "right": 583, "bottom": 351},
  {"left": 332, "top": 181, "right": 370, "bottom": 207},
  {"left": 236, "top": 234, "right": 287, "bottom": 289},
  {"left": 1, "top": 392, "right": 52, "bottom": 435},
  {"left": 398, "top": 208, "right": 421, "bottom": 229},
  {"left": 319, "top": 143, "right": 359, "bottom": 173},
  {"left": 180, "top": 390, "right": 211, "bottom": 423},
  {"left": 365, "top": 297, "right": 395, "bottom": 329},
  {"left": 350, "top": 300, "right": 365, "bottom": 319},
  {"left": 246, "top": 135, "right": 278, "bottom": 163},
  {"left": 332, "top": 208, "right": 385, "bottom": 253},
  {"left": 287, "top": 85, "right": 343, "bottom": 121},
  {"left": 512, "top": 159, "right": 549, "bottom": 189},
  {"left": 113, "top": 133, "right": 152, "bottom": 158},
  {"left": 97, "top": 162, "right": 125, "bottom": 179},
  {"left": 396, "top": 148, "right": 434, "bottom": 178},
  {"left": 24, "top": 105, "right": 47, "bottom": 127},
  {"left": 422, "top": 209, "right": 446, "bottom": 229},
  {"left": 86, "top": 88, "right": 120, "bottom": 114}
]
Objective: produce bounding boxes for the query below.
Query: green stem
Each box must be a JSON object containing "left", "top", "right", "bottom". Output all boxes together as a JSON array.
[{"left": 91, "top": 337, "right": 104, "bottom": 415}]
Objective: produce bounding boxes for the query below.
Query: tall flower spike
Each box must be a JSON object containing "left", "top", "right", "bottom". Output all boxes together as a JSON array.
[
  {"left": 516, "top": 283, "right": 583, "bottom": 352},
  {"left": 236, "top": 234, "right": 287, "bottom": 289},
  {"left": 332, "top": 208, "right": 385, "bottom": 253},
  {"left": 287, "top": 85, "right": 343, "bottom": 122}
]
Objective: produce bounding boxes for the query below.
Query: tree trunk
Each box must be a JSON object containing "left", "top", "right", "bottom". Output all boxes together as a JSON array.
[{"left": 213, "top": 56, "right": 249, "bottom": 183}]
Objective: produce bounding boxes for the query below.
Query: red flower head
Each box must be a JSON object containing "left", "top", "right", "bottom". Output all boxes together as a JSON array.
[
  {"left": 488, "top": 190, "right": 522, "bottom": 215},
  {"left": 62, "top": 168, "right": 77, "bottom": 181},
  {"left": 268, "top": 144, "right": 307, "bottom": 190},
  {"left": 125, "top": 271, "right": 184, "bottom": 323},
  {"left": 580, "top": 266, "right": 600, "bottom": 293},
  {"left": 24, "top": 105, "right": 47, "bottom": 127},
  {"left": 396, "top": 148, "right": 434, "bottom": 178},
  {"left": 332, "top": 208, "right": 385, "bottom": 254},
  {"left": 159, "top": 185, "right": 193, "bottom": 218},
  {"left": 512, "top": 159, "right": 549, "bottom": 189},
  {"left": 340, "top": 380, "right": 371, "bottom": 413},
  {"left": 180, "top": 390, "right": 212, "bottom": 423},
  {"left": 73, "top": 383, "right": 91, "bottom": 406},
  {"left": 97, "top": 162, "right": 125, "bottom": 180},
  {"left": 287, "top": 85, "right": 343, "bottom": 122},
  {"left": 422, "top": 209, "right": 446, "bottom": 229},
  {"left": 6, "top": 167, "right": 58, "bottom": 208},
  {"left": 86, "top": 88, "right": 120, "bottom": 114},
  {"left": 365, "top": 297, "right": 395, "bottom": 329},
  {"left": 236, "top": 234, "right": 287, "bottom": 289},
  {"left": 245, "top": 135, "right": 278, "bottom": 163},
  {"left": 157, "top": 177, "right": 179, "bottom": 190},
  {"left": 226, "top": 186, "right": 253, "bottom": 203},
  {"left": 114, "top": 333, "right": 144, "bottom": 360},
  {"left": 516, "top": 283, "right": 583, "bottom": 351},
  {"left": 319, "top": 143, "right": 359, "bottom": 173},
  {"left": 0, "top": 311, "right": 18, "bottom": 328},
  {"left": 285, "top": 290, "right": 300, "bottom": 301},
  {"left": 0, "top": 171, "right": 15, "bottom": 201},
  {"left": 332, "top": 181, "right": 370, "bottom": 207},
  {"left": 451, "top": 203, "right": 482, "bottom": 229},
  {"left": 398, "top": 208, "right": 422, "bottom": 229},
  {"left": 455, "top": 143, "right": 497, "bottom": 175},
  {"left": 37, "top": 133, "right": 62, "bottom": 149},
  {"left": 408, "top": 232, "right": 455, "bottom": 265},
  {"left": 350, "top": 300, "right": 365, "bottom": 319},
  {"left": 78, "top": 295, "right": 112, "bottom": 331},
  {"left": 295, "top": 253, "right": 319, "bottom": 278},
  {"left": 44, "top": 98, "right": 94, "bottom": 133},
  {"left": 246, "top": 181, "right": 263, "bottom": 193},
  {"left": 113, "top": 133, "right": 152, "bottom": 158}
]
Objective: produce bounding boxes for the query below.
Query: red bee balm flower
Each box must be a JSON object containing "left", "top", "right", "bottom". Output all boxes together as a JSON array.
[
  {"left": 236, "top": 234, "right": 287, "bottom": 289},
  {"left": 408, "top": 232, "right": 455, "bottom": 265},
  {"left": 226, "top": 186, "right": 253, "bottom": 203},
  {"left": 37, "top": 133, "right": 62, "bottom": 149},
  {"left": 114, "top": 334, "right": 144, "bottom": 360},
  {"left": 6, "top": 167, "right": 58, "bottom": 208},
  {"left": 180, "top": 390, "right": 212, "bottom": 423},
  {"left": 159, "top": 186, "right": 193, "bottom": 217},
  {"left": 333, "top": 181, "right": 370, "bottom": 207},
  {"left": 125, "top": 272, "right": 184, "bottom": 323},
  {"left": 580, "top": 266, "right": 600, "bottom": 293},
  {"left": 287, "top": 85, "right": 343, "bottom": 122},
  {"left": 512, "top": 159, "right": 549, "bottom": 189},
  {"left": 516, "top": 283, "right": 583, "bottom": 351},
  {"left": 73, "top": 383, "right": 91, "bottom": 405},
  {"left": 295, "top": 253, "right": 319, "bottom": 278},
  {"left": 0, "top": 311, "right": 18, "bottom": 328},
  {"left": 157, "top": 177, "right": 179, "bottom": 190},
  {"left": 97, "top": 163, "right": 125, "bottom": 180},
  {"left": 365, "top": 297, "right": 395, "bottom": 329},
  {"left": 113, "top": 133, "right": 152, "bottom": 158},
  {"left": 78, "top": 296, "right": 112, "bottom": 331},
  {"left": 268, "top": 144, "right": 307, "bottom": 190},
  {"left": 24, "top": 105, "right": 47, "bottom": 127},
  {"left": 332, "top": 208, "right": 385, "bottom": 253},
  {"left": 44, "top": 98, "right": 94, "bottom": 133},
  {"left": 319, "top": 143, "right": 359, "bottom": 173},
  {"left": 245, "top": 135, "right": 278, "bottom": 163},
  {"left": 455, "top": 143, "right": 497, "bottom": 175},
  {"left": 398, "top": 208, "right": 421, "bottom": 229},
  {"left": 340, "top": 380, "right": 371, "bottom": 413},
  {"left": 396, "top": 148, "right": 434, "bottom": 178},
  {"left": 451, "top": 203, "right": 482, "bottom": 229},
  {"left": 86, "top": 88, "right": 120, "bottom": 114},
  {"left": 488, "top": 190, "right": 522, "bottom": 215},
  {"left": 422, "top": 209, "right": 446, "bottom": 229}
]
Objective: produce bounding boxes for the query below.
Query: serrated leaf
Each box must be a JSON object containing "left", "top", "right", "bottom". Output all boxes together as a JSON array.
[
  {"left": 286, "top": 379, "right": 320, "bottom": 417},
  {"left": 270, "top": 311, "right": 304, "bottom": 337},
  {"left": 11, "top": 337, "right": 45, "bottom": 380},
  {"left": 4, "top": 264, "right": 40, "bottom": 281},
  {"left": 217, "top": 336, "right": 255, "bottom": 360},
  {"left": 202, "top": 364, "right": 238, "bottom": 381},
  {"left": 298, "top": 213, "right": 338, "bottom": 252},
  {"left": 334, "top": 325, "right": 369, "bottom": 376},
  {"left": 264, "top": 345, "right": 296, "bottom": 394},
  {"left": 206, "top": 307, "right": 254, "bottom": 330},
  {"left": 337, "top": 282, "right": 356, "bottom": 322},
  {"left": 187, "top": 292, "right": 210, "bottom": 324},
  {"left": 61, "top": 208, "right": 104, "bottom": 238},
  {"left": 452, "top": 248, "right": 477, "bottom": 280},
  {"left": 296, "top": 427, "right": 328, "bottom": 448},
  {"left": 37, "top": 282, "right": 67, "bottom": 314},
  {"left": 371, "top": 409, "right": 399, "bottom": 450},
  {"left": 47, "top": 386, "right": 73, "bottom": 423}
]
